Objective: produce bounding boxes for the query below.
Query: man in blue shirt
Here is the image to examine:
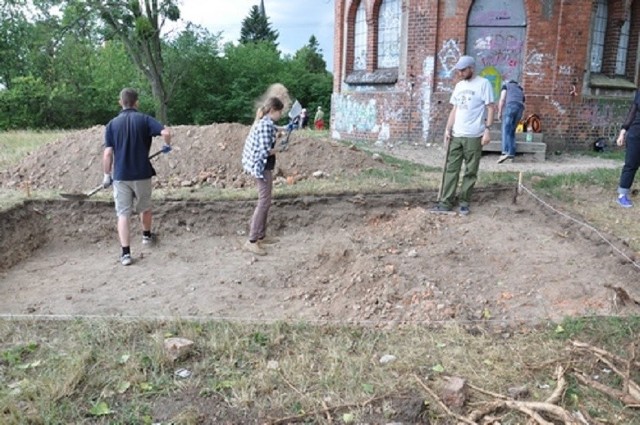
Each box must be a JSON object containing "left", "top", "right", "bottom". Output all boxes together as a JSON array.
[{"left": 102, "top": 88, "right": 172, "bottom": 266}]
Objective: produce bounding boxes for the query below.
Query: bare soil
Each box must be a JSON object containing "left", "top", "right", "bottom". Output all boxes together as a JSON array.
[{"left": 0, "top": 125, "right": 638, "bottom": 326}]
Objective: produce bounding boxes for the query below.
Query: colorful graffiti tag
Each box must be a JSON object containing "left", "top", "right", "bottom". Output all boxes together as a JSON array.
[{"left": 332, "top": 94, "right": 377, "bottom": 133}]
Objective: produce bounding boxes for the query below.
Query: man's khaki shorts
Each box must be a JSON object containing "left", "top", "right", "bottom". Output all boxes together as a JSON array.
[{"left": 113, "top": 179, "right": 152, "bottom": 217}]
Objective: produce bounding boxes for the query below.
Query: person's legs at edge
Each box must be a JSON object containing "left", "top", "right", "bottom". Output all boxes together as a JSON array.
[
  {"left": 500, "top": 111, "right": 510, "bottom": 157},
  {"left": 511, "top": 104, "right": 524, "bottom": 157},
  {"left": 504, "top": 103, "right": 523, "bottom": 157},
  {"left": 114, "top": 181, "right": 134, "bottom": 265},
  {"left": 246, "top": 170, "right": 273, "bottom": 253},
  {"left": 439, "top": 136, "right": 464, "bottom": 209},
  {"left": 458, "top": 136, "right": 483, "bottom": 209},
  {"left": 618, "top": 137, "right": 640, "bottom": 207},
  {"left": 130, "top": 179, "right": 154, "bottom": 243}
]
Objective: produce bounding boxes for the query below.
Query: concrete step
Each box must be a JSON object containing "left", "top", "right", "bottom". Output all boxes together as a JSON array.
[{"left": 483, "top": 130, "right": 546, "bottom": 161}]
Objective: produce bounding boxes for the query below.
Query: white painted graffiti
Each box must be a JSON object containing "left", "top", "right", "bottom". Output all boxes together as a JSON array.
[
  {"left": 422, "top": 56, "right": 435, "bottom": 138},
  {"left": 550, "top": 99, "right": 566, "bottom": 115},
  {"left": 558, "top": 65, "right": 573, "bottom": 75},
  {"left": 437, "top": 39, "right": 461, "bottom": 78},
  {"left": 525, "top": 49, "right": 546, "bottom": 79},
  {"left": 332, "top": 94, "right": 377, "bottom": 133}
]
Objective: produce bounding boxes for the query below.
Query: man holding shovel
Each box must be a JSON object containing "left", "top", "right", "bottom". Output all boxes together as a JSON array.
[
  {"left": 431, "top": 55, "right": 494, "bottom": 215},
  {"left": 102, "top": 88, "right": 172, "bottom": 266}
]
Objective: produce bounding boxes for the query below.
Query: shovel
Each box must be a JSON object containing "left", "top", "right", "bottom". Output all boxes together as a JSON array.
[{"left": 60, "top": 149, "right": 165, "bottom": 200}]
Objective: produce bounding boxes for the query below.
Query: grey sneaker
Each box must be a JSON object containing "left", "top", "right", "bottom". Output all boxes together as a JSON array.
[
  {"left": 259, "top": 236, "right": 280, "bottom": 245},
  {"left": 497, "top": 154, "right": 513, "bottom": 164},
  {"left": 429, "top": 204, "right": 455, "bottom": 214},
  {"left": 459, "top": 205, "right": 470, "bottom": 215},
  {"left": 243, "top": 240, "right": 267, "bottom": 256},
  {"left": 142, "top": 233, "right": 157, "bottom": 245},
  {"left": 121, "top": 254, "right": 132, "bottom": 266}
]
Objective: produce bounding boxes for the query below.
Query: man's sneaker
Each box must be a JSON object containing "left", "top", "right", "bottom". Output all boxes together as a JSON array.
[
  {"left": 142, "top": 233, "right": 157, "bottom": 245},
  {"left": 259, "top": 236, "right": 280, "bottom": 245},
  {"left": 121, "top": 254, "right": 132, "bottom": 266},
  {"left": 618, "top": 194, "right": 633, "bottom": 208},
  {"left": 243, "top": 240, "right": 267, "bottom": 256},
  {"left": 429, "top": 204, "right": 455, "bottom": 214},
  {"left": 497, "top": 154, "right": 510, "bottom": 164},
  {"left": 459, "top": 205, "right": 470, "bottom": 215}
]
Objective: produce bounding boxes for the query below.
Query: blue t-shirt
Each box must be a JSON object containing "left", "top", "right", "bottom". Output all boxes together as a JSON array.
[
  {"left": 104, "top": 109, "right": 165, "bottom": 181},
  {"left": 501, "top": 81, "right": 525, "bottom": 105}
]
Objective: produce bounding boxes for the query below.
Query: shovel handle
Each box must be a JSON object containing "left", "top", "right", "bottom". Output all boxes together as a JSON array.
[
  {"left": 86, "top": 185, "right": 104, "bottom": 197},
  {"left": 149, "top": 149, "right": 164, "bottom": 160}
]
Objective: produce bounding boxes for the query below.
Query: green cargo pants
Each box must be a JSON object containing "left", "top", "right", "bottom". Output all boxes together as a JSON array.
[{"left": 440, "top": 135, "right": 482, "bottom": 208}]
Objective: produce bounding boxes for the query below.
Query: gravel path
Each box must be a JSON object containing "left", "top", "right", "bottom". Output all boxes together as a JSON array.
[{"left": 374, "top": 142, "right": 622, "bottom": 176}]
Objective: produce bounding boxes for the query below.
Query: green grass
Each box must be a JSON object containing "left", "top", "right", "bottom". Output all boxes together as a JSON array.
[{"left": 0, "top": 130, "right": 68, "bottom": 170}]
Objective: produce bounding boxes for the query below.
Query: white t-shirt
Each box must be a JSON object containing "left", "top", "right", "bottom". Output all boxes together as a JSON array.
[{"left": 450, "top": 76, "right": 494, "bottom": 138}]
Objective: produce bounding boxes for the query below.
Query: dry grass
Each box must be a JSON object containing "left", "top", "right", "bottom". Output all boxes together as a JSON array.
[
  {"left": 0, "top": 130, "right": 69, "bottom": 169},
  {"left": 1, "top": 318, "right": 638, "bottom": 423}
]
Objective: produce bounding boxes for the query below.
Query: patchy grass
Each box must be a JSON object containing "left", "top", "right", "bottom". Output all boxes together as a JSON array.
[
  {"left": 0, "top": 318, "right": 638, "bottom": 424},
  {"left": 524, "top": 167, "right": 640, "bottom": 251},
  {"left": 0, "top": 130, "right": 68, "bottom": 170}
]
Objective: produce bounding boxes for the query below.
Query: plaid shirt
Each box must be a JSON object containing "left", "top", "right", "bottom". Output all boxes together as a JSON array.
[{"left": 242, "top": 115, "right": 277, "bottom": 179}]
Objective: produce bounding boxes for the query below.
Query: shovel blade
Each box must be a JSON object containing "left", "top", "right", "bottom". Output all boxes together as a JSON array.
[{"left": 60, "top": 185, "right": 103, "bottom": 200}]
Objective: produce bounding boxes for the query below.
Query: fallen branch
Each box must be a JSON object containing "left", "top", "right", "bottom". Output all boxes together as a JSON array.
[
  {"left": 546, "top": 365, "right": 567, "bottom": 404},
  {"left": 412, "top": 374, "right": 476, "bottom": 425},
  {"left": 571, "top": 340, "right": 640, "bottom": 368},
  {"left": 573, "top": 370, "right": 640, "bottom": 407}
]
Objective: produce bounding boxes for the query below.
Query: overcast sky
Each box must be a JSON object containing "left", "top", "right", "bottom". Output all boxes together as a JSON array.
[{"left": 176, "top": 0, "right": 335, "bottom": 70}]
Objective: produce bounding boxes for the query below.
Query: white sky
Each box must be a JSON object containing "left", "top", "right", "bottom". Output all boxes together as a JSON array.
[{"left": 176, "top": 0, "right": 335, "bottom": 70}]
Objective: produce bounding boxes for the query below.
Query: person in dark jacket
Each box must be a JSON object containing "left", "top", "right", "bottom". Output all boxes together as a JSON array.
[{"left": 615, "top": 90, "right": 640, "bottom": 208}]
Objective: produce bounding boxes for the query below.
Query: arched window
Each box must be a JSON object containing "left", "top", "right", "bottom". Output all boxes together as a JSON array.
[
  {"left": 615, "top": 19, "right": 630, "bottom": 75},
  {"left": 353, "top": 2, "right": 367, "bottom": 71},
  {"left": 377, "top": 0, "right": 401, "bottom": 69},
  {"left": 590, "top": 0, "right": 607, "bottom": 73}
]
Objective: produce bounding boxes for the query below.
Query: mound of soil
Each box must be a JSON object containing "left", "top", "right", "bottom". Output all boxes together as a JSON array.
[{"left": 0, "top": 124, "right": 386, "bottom": 192}]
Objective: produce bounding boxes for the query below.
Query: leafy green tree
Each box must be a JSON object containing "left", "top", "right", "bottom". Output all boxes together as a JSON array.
[
  {"left": 0, "top": 1, "right": 32, "bottom": 90},
  {"left": 220, "top": 41, "right": 285, "bottom": 123},
  {"left": 239, "top": 5, "right": 278, "bottom": 48},
  {"left": 293, "top": 35, "right": 327, "bottom": 73},
  {"left": 0, "top": 75, "right": 48, "bottom": 129},
  {"left": 68, "top": 0, "right": 181, "bottom": 123},
  {"left": 164, "top": 24, "right": 225, "bottom": 124}
]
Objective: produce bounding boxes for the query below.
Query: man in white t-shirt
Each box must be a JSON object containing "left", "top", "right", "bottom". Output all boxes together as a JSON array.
[{"left": 431, "top": 55, "right": 495, "bottom": 215}]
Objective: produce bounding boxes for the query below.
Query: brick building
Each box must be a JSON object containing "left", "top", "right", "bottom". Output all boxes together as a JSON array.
[{"left": 331, "top": 0, "right": 640, "bottom": 151}]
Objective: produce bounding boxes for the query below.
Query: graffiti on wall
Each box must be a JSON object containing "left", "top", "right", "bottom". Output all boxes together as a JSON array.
[
  {"left": 332, "top": 94, "right": 377, "bottom": 134},
  {"left": 524, "top": 49, "right": 547, "bottom": 79},
  {"left": 469, "top": 27, "right": 524, "bottom": 83},
  {"left": 422, "top": 56, "right": 435, "bottom": 138},
  {"left": 549, "top": 99, "right": 566, "bottom": 115},
  {"left": 437, "top": 39, "right": 462, "bottom": 79},
  {"left": 542, "top": 0, "right": 554, "bottom": 20},
  {"left": 580, "top": 102, "right": 626, "bottom": 128}
]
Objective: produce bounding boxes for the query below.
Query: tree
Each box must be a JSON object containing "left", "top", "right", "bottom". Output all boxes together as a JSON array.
[
  {"left": 164, "top": 24, "right": 225, "bottom": 124},
  {"left": 0, "top": 1, "right": 31, "bottom": 90},
  {"left": 293, "top": 35, "right": 327, "bottom": 73},
  {"left": 239, "top": 5, "right": 278, "bottom": 48},
  {"left": 70, "top": 0, "right": 181, "bottom": 123}
]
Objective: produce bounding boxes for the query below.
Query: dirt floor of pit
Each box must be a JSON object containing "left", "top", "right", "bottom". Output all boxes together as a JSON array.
[{"left": 1, "top": 188, "right": 639, "bottom": 325}]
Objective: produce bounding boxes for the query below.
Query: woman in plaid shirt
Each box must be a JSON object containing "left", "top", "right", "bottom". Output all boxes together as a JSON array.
[{"left": 241, "top": 96, "right": 285, "bottom": 255}]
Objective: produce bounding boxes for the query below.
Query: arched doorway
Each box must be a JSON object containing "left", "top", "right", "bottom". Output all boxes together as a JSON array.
[{"left": 466, "top": 0, "right": 527, "bottom": 101}]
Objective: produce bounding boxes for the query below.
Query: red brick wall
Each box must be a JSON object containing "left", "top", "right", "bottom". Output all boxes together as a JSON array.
[{"left": 332, "top": 0, "right": 637, "bottom": 151}]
